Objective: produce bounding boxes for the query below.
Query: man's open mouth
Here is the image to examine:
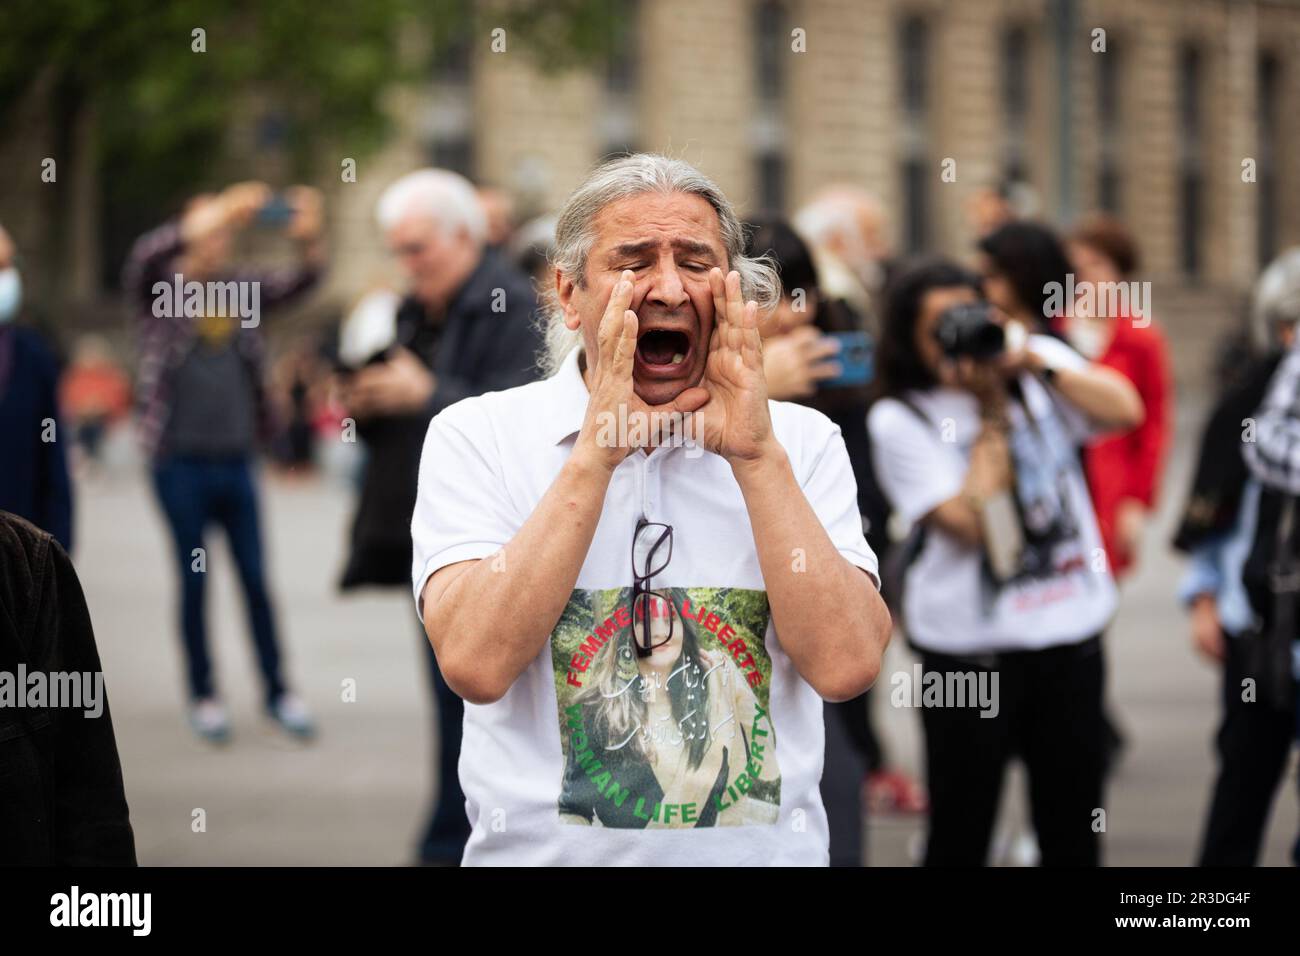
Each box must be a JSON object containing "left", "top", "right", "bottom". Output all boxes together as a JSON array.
[{"left": 635, "top": 328, "right": 693, "bottom": 377}]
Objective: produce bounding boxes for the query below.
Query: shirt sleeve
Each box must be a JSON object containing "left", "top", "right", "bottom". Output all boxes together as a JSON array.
[
  {"left": 1177, "top": 537, "right": 1225, "bottom": 607},
  {"left": 799, "top": 413, "right": 880, "bottom": 587},
  {"left": 1028, "top": 334, "right": 1098, "bottom": 446},
  {"left": 1244, "top": 343, "right": 1300, "bottom": 494},
  {"left": 410, "top": 400, "right": 521, "bottom": 618},
  {"left": 868, "top": 398, "right": 965, "bottom": 527}
]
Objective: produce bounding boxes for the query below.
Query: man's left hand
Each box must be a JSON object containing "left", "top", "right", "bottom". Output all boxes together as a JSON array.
[
  {"left": 698, "top": 268, "right": 777, "bottom": 465},
  {"left": 342, "top": 347, "right": 435, "bottom": 418}
]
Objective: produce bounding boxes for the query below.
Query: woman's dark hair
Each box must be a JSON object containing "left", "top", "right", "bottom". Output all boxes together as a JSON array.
[
  {"left": 745, "top": 217, "right": 820, "bottom": 306},
  {"left": 875, "top": 257, "right": 982, "bottom": 399},
  {"left": 977, "top": 221, "right": 1073, "bottom": 329}
]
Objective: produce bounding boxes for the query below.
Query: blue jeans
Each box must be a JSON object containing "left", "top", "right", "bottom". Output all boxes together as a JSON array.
[{"left": 152, "top": 456, "right": 285, "bottom": 708}]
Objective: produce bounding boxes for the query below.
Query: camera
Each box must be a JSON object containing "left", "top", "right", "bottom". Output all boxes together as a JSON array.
[{"left": 934, "top": 301, "right": 1004, "bottom": 360}]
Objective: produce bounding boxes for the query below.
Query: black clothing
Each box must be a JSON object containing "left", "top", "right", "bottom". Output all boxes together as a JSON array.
[
  {"left": 340, "top": 248, "right": 541, "bottom": 589},
  {"left": 1198, "top": 630, "right": 1298, "bottom": 866},
  {"left": 1172, "top": 352, "right": 1281, "bottom": 553},
  {"left": 0, "top": 511, "right": 136, "bottom": 865},
  {"left": 920, "top": 635, "right": 1106, "bottom": 867}
]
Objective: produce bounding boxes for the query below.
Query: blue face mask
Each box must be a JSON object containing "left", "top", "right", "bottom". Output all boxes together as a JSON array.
[{"left": 0, "top": 267, "right": 21, "bottom": 323}]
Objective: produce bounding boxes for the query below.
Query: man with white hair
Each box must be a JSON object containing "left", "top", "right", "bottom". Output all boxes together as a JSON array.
[
  {"left": 338, "top": 167, "right": 539, "bottom": 866},
  {"left": 794, "top": 185, "right": 894, "bottom": 320},
  {"left": 411, "top": 154, "right": 890, "bottom": 865}
]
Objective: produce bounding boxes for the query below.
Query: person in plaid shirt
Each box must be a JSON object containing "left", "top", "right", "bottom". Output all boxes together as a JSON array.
[{"left": 122, "top": 181, "right": 325, "bottom": 743}]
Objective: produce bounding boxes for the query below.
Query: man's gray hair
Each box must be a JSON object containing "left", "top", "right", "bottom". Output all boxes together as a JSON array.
[
  {"left": 375, "top": 168, "right": 487, "bottom": 243},
  {"left": 538, "top": 153, "right": 780, "bottom": 376}
]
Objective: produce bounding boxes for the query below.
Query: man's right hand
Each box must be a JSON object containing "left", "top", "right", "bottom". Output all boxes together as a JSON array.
[{"left": 573, "top": 270, "right": 708, "bottom": 472}]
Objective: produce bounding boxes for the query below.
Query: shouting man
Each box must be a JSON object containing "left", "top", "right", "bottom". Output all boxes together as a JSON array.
[{"left": 412, "top": 154, "right": 891, "bottom": 865}]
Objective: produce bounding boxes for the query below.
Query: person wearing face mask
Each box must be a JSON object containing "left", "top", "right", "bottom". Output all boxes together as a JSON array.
[
  {"left": 1066, "top": 216, "right": 1172, "bottom": 581},
  {"left": 0, "top": 223, "right": 74, "bottom": 551}
]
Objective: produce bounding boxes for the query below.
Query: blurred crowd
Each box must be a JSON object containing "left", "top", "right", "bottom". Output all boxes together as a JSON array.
[{"left": 1, "top": 154, "right": 1298, "bottom": 866}]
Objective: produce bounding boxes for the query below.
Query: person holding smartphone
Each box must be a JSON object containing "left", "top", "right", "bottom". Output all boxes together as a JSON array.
[
  {"left": 744, "top": 218, "right": 924, "bottom": 864},
  {"left": 124, "top": 181, "right": 325, "bottom": 744},
  {"left": 867, "top": 258, "right": 1142, "bottom": 866}
]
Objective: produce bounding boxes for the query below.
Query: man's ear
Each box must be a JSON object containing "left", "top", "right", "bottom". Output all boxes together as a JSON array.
[{"left": 557, "top": 269, "right": 581, "bottom": 331}]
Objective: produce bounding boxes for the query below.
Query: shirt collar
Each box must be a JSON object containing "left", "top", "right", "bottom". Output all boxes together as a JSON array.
[{"left": 543, "top": 344, "right": 590, "bottom": 445}]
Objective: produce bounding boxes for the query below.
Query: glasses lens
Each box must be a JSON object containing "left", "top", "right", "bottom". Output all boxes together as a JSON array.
[
  {"left": 633, "top": 522, "right": 672, "bottom": 578},
  {"left": 633, "top": 591, "right": 674, "bottom": 650}
]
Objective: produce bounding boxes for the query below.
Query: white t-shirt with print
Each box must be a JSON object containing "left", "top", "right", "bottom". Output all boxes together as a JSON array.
[
  {"left": 868, "top": 334, "right": 1117, "bottom": 656},
  {"left": 411, "top": 344, "right": 879, "bottom": 866}
]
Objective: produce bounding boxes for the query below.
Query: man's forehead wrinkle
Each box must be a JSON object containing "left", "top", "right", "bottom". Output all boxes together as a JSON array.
[
  {"left": 608, "top": 237, "right": 720, "bottom": 259},
  {"left": 592, "top": 194, "right": 724, "bottom": 257}
]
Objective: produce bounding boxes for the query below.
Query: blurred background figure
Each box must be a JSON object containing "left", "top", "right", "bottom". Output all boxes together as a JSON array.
[
  {"left": 511, "top": 213, "right": 559, "bottom": 292},
  {"left": 0, "top": 222, "right": 73, "bottom": 552},
  {"left": 795, "top": 186, "right": 895, "bottom": 324},
  {"left": 335, "top": 168, "right": 540, "bottom": 866},
  {"left": 1067, "top": 216, "right": 1172, "bottom": 582},
  {"left": 965, "top": 179, "right": 1039, "bottom": 239},
  {"left": 745, "top": 218, "right": 926, "bottom": 866},
  {"left": 476, "top": 184, "right": 517, "bottom": 251},
  {"left": 124, "top": 181, "right": 325, "bottom": 745},
  {"left": 976, "top": 219, "right": 1143, "bottom": 830},
  {"left": 1172, "top": 247, "right": 1300, "bottom": 866},
  {"left": 869, "top": 258, "right": 1142, "bottom": 866},
  {"left": 977, "top": 220, "right": 1074, "bottom": 336},
  {"left": 60, "top": 334, "right": 132, "bottom": 476},
  {"left": 267, "top": 333, "right": 332, "bottom": 476}
]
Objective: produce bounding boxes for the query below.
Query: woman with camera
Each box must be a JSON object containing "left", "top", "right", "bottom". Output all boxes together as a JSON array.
[{"left": 868, "top": 259, "right": 1142, "bottom": 866}]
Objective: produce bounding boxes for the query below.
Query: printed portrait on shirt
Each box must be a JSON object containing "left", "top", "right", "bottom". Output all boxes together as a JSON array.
[
  {"left": 551, "top": 586, "right": 780, "bottom": 829},
  {"left": 977, "top": 388, "right": 1096, "bottom": 610}
]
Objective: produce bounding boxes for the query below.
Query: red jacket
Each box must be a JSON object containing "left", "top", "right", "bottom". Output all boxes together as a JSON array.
[{"left": 1084, "top": 315, "right": 1172, "bottom": 577}]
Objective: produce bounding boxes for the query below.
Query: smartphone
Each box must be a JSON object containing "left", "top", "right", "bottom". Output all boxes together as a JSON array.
[
  {"left": 819, "top": 331, "right": 874, "bottom": 388},
  {"left": 256, "top": 195, "right": 295, "bottom": 228}
]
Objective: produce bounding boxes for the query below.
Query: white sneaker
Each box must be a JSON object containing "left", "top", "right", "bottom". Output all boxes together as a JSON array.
[
  {"left": 189, "top": 698, "right": 231, "bottom": 744},
  {"left": 268, "top": 693, "right": 316, "bottom": 740}
]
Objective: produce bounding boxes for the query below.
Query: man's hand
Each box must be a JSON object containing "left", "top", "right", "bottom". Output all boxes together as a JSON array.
[
  {"left": 180, "top": 181, "right": 271, "bottom": 245},
  {"left": 699, "top": 268, "right": 776, "bottom": 466},
  {"left": 1190, "top": 594, "right": 1226, "bottom": 664},
  {"left": 573, "top": 270, "right": 708, "bottom": 471},
  {"left": 762, "top": 325, "right": 841, "bottom": 400},
  {"left": 219, "top": 181, "right": 274, "bottom": 229},
  {"left": 341, "top": 347, "right": 435, "bottom": 418}
]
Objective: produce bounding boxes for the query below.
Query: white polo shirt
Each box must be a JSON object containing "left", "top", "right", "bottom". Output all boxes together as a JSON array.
[{"left": 411, "top": 344, "right": 878, "bottom": 866}]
